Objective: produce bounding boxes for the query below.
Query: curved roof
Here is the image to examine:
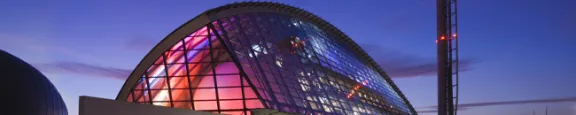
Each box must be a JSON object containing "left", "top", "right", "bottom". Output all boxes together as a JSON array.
[
  {"left": 0, "top": 50, "right": 68, "bottom": 115},
  {"left": 116, "top": 1, "right": 416, "bottom": 114}
]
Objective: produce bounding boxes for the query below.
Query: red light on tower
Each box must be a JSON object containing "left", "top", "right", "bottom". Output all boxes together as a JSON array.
[{"left": 441, "top": 36, "right": 446, "bottom": 40}]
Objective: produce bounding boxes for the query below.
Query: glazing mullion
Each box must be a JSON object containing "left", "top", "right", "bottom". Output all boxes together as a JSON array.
[
  {"left": 249, "top": 13, "right": 299, "bottom": 110},
  {"left": 210, "top": 20, "right": 248, "bottom": 114},
  {"left": 144, "top": 73, "right": 154, "bottom": 104},
  {"left": 131, "top": 89, "right": 136, "bottom": 102},
  {"left": 276, "top": 15, "right": 316, "bottom": 113},
  {"left": 181, "top": 39, "right": 196, "bottom": 110},
  {"left": 273, "top": 14, "right": 319, "bottom": 112},
  {"left": 223, "top": 17, "right": 273, "bottom": 109},
  {"left": 161, "top": 54, "right": 175, "bottom": 107},
  {"left": 286, "top": 16, "right": 339, "bottom": 113},
  {"left": 231, "top": 15, "right": 281, "bottom": 109},
  {"left": 206, "top": 24, "right": 222, "bottom": 113}
]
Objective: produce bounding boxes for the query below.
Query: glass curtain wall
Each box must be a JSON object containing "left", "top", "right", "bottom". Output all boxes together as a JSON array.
[{"left": 125, "top": 12, "right": 411, "bottom": 115}]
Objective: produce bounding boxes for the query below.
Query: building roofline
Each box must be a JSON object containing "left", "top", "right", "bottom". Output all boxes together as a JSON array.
[{"left": 115, "top": 2, "right": 417, "bottom": 114}]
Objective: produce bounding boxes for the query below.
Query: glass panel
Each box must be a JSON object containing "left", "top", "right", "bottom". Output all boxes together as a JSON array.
[
  {"left": 165, "top": 51, "right": 186, "bottom": 64},
  {"left": 138, "top": 90, "right": 149, "bottom": 103},
  {"left": 170, "top": 77, "right": 191, "bottom": 89},
  {"left": 173, "top": 102, "right": 192, "bottom": 109},
  {"left": 147, "top": 78, "right": 167, "bottom": 89},
  {"left": 170, "top": 41, "right": 185, "bottom": 51},
  {"left": 127, "top": 92, "right": 134, "bottom": 102},
  {"left": 219, "top": 100, "right": 244, "bottom": 110},
  {"left": 217, "top": 88, "right": 243, "bottom": 99},
  {"left": 192, "top": 88, "right": 216, "bottom": 100},
  {"left": 134, "top": 78, "right": 147, "bottom": 90},
  {"left": 147, "top": 64, "right": 166, "bottom": 77},
  {"left": 215, "top": 75, "right": 241, "bottom": 87},
  {"left": 192, "top": 75, "right": 214, "bottom": 88},
  {"left": 166, "top": 64, "right": 187, "bottom": 76},
  {"left": 153, "top": 56, "right": 164, "bottom": 65},
  {"left": 245, "top": 99, "right": 265, "bottom": 109},
  {"left": 187, "top": 63, "right": 211, "bottom": 76},
  {"left": 244, "top": 87, "right": 258, "bottom": 98},
  {"left": 193, "top": 101, "right": 218, "bottom": 110},
  {"left": 186, "top": 49, "right": 212, "bottom": 63},
  {"left": 184, "top": 36, "right": 210, "bottom": 50},
  {"left": 212, "top": 62, "right": 239, "bottom": 75},
  {"left": 132, "top": 90, "right": 145, "bottom": 102},
  {"left": 150, "top": 89, "right": 170, "bottom": 101},
  {"left": 170, "top": 89, "right": 191, "bottom": 101}
]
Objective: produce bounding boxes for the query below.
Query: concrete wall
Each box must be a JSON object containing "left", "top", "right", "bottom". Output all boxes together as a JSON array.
[{"left": 79, "top": 96, "right": 219, "bottom": 115}]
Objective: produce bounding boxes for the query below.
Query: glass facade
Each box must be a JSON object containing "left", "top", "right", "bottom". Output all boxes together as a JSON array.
[{"left": 125, "top": 12, "right": 412, "bottom": 115}]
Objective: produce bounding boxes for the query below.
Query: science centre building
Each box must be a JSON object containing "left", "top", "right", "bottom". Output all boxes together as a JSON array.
[{"left": 81, "top": 2, "right": 417, "bottom": 115}]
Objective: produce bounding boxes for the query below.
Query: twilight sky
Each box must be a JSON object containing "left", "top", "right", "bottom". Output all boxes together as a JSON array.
[{"left": 1, "top": 0, "right": 575, "bottom": 115}]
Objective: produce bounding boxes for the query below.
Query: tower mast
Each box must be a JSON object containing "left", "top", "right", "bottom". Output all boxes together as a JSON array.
[{"left": 437, "top": 0, "right": 459, "bottom": 114}]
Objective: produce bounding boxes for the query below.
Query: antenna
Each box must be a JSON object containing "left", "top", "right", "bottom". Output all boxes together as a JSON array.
[{"left": 437, "top": 0, "right": 459, "bottom": 114}]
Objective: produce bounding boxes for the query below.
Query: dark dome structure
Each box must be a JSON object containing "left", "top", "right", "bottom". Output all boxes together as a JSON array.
[{"left": 0, "top": 50, "right": 68, "bottom": 115}]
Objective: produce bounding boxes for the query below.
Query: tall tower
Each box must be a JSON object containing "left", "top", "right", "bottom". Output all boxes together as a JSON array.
[{"left": 437, "top": 0, "right": 459, "bottom": 114}]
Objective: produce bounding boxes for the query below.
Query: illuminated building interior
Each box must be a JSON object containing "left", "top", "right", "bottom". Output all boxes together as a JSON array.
[{"left": 118, "top": 2, "right": 416, "bottom": 115}]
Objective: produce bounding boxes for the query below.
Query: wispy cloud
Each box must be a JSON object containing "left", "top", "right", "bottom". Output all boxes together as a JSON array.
[
  {"left": 27, "top": 38, "right": 478, "bottom": 80},
  {"left": 0, "top": 33, "right": 88, "bottom": 61},
  {"left": 422, "top": 97, "right": 576, "bottom": 108},
  {"left": 33, "top": 62, "right": 131, "bottom": 80},
  {"left": 360, "top": 44, "right": 478, "bottom": 78},
  {"left": 121, "top": 40, "right": 480, "bottom": 78},
  {"left": 416, "top": 97, "right": 576, "bottom": 113},
  {"left": 1, "top": 33, "right": 130, "bottom": 80}
]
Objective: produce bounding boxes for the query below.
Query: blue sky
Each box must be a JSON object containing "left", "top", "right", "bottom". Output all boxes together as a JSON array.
[{"left": 1, "top": 0, "right": 575, "bottom": 115}]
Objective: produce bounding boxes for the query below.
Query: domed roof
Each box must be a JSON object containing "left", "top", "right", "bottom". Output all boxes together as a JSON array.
[{"left": 0, "top": 50, "right": 67, "bottom": 115}]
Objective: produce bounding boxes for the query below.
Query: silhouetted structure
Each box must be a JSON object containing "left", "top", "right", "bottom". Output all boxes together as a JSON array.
[
  {"left": 115, "top": 2, "right": 416, "bottom": 115},
  {"left": 436, "top": 0, "right": 459, "bottom": 114},
  {"left": 0, "top": 50, "right": 68, "bottom": 115}
]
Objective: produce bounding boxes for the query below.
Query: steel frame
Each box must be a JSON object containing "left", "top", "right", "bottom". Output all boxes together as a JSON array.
[
  {"left": 437, "top": 0, "right": 459, "bottom": 114},
  {"left": 117, "top": 2, "right": 419, "bottom": 115}
]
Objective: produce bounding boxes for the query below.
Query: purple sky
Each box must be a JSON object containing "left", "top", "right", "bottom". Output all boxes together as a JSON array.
[{"left": 1, "top": 0, "right": 575, "bottom": 115}]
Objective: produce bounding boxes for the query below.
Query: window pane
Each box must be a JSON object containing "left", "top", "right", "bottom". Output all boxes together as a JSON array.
[
  {"left": 216, "top": 75, "right": 241, "bottom": 87},
  {"left": 170, "top": 89, "right": 191, "bottom": 101},
  {"left": 165, "top": 51, "right": 185, "bottom": 64},
  {"left": 217, "top": 88, "right": 243, "bottom": 99},
  {"left": 147, "top": 78, "right": 167, "bottom": 89},
  {"left": 193, "top": 89, "right": 216, "bottom": 100},
  {"left": 219, "top": 100, "right": 244, "bottom": 110},
  {"left": 169, "top": 77, "right": 190, "bottom": 89},
  {"left": 192, "top": 76, "right": 214, "bottom": 88},
  {"left": 147, "top": 65, "right": 166, "bottom": 77},
  {"left": 150, "top": 89, "right": 170, "bottom": 101},
  {"left": 186, "top": 49, "right": 211, "bottom": 63},
  {"left": 245, "top": 99, "right": 264, "bottom": 109},
  {"left": 173, "top": 102, "right": 192, "bottom": 109},
  {"left": 166, "top": 64, "right": 187, "bottom": 76},
  {"left": 193, "top": 101, "right": 218, "bottom": 110}
]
